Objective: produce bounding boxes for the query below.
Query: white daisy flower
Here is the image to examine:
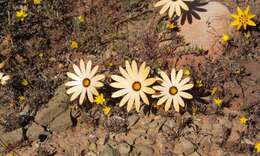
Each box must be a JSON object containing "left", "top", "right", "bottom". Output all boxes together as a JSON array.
[
  {"left": 154, "top": 0, "right": 193, "bottom": 17},
  {"left": 110, "top": 60, "right": 156, "bottom": 112},
  {"left": 65, "top": 59, "right": 105, "bottom": 105},
  {"left": 0, "top": 72, "right": 10, "bottom": 85},
  {"left": 152, "top": 69, "right": 193, "bottom": 112}
]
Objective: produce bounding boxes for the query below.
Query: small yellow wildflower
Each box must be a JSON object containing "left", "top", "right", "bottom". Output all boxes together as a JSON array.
[
  {"left": 103, "top": 106, "right": 111, "bottom": 115},
  {"left": 38, "top": 52, "right": 44, "bottom": 58},
  {"left": 167, "top": 22, "right": 177, "bottom": 29},
  {"left": 195, "top": 80, "right": 204, "bottom": 88},
  {"left": 70, "top": 41, "right": 78, "bottom": 49},
  {"left": 211, "top": 86, "right": 218, "bottom": 96},
  {"left": 221, "top": 34, "right": 230, "bottom": 43},
  {"left": 5, "top": 152, "right": 14, "bottom": 156},
  {"left": 0, "top": 61, "right": 5, "bottom": 70},
  {"left": 21, "top": 79, "right": 29, "bottom": 86},
  {"left": 239, "top": 116, "right": 248, "bottom": 125},
  {"left": 255, "top": 142, "right": 260, "bottom": 153},
  {"left": 94, "top": 94, "right": 106, "bottom": 105},
  {"left": 213, "top": 98, "right": 222, "bottom": 107},
  {"left": 16, "top": 9, "right": 28, "bottom": 21},
  {"left": 78, "top": 15, "right": 85, "bottom": 23},
  {"left": 18, "top": 96, "right": 25, "bottom": 104},
  {"left": 183, "top": 68, "right": 191, "bottom": 77},
  {"left": 230, "top": 6, "right": 256, "bottom": 30},
  {"left": 33, "top": 0, "right": 41, "bottom": 5}
]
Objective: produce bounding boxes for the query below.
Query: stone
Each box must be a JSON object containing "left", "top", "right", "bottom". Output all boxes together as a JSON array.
[
  {"left": 117, "top": 142, "right": 131, "bottom": 154},
  {"left": 178, "top": 1, "right": 232, "bottom": 59},
  {"left": 100, "top": 144, "right": 120, "bottom": 156},
  {"left": 189, "top": 152, "right": 201, "bottom": 156},
  {"left": 127, "top": 115, "right": 140, "bottom": 128},
  {"left": 174, "top": 137, "right": 196, "bottom": 155},
  {"left": 35, "top": 84, "right": 69, "bottom": 126},
  {"left": 26, "top": 123, "right": 45, "bottom": 140},
  {"left": 49, "top": 110, "right": 72, "bottom": 132},
  {"left": 1, "top": 128, "right": 23, "bottom": 146},
  {"left": 135, "top": 135, "right": 155, "bottom": 145},
  {"left": 147, "top": 118, "right": 166, "bottom": 135},
  {"left": 135, "top": 144, "right": 154, "bottom": 155},
  {"left": 89, "top": 143, "right": 97, "bottom": 151}
]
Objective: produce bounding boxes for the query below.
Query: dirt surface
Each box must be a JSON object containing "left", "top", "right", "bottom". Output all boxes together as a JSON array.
[{"left": 0, "top": 0, "right": 259, "bottom": 156}]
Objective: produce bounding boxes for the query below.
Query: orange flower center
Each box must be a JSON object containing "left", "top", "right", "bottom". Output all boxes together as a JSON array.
[
  {"left": 169, "top": 86, "right": 178, "bottom": 95},
  {"left": 82, "top": 78, "right": 91, "bottom": 87},
  {"left": 132, "top": 81, "right": 141, "bottom": 91},
  {"left": 239, "top": 14, "right": 249, "bottom": 24}
]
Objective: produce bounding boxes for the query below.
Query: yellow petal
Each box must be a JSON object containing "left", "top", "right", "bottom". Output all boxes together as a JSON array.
[
  {"left": 230, "top": 14, "right": 239, "bottom": 19},
  {"left": 237, "top": 7, "right": 243, "bottom": 16},
  {"left": 247, "top": 20, "right": 256, "bottom": 26},
  {"left": 230, "top": 20, "right": 240, "bottom": 26}
]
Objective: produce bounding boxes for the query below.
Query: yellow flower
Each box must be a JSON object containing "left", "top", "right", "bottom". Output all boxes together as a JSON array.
[
  {"left": 255, "top": 142, "right": 260, "bottom": 153},
  {"left": 167, "top": 23, "right": 177, "bottom": 29},
  {"left": 183, "top": 68, "right": 190, "bottom": 77},
  {"left": 5, "top": 152, "right": 14, "bottom": 156},
  {"left": 195, "top": 80, "right": 204, "bottom": 88},
  {"left": 16, "top": 9, "right": 28, "bottom": 21},
  {"left": 211, "top": 86, "right": 218, "bottom": 96},
  {"left": 103, "top": 106, "right": 111, "bottom": 115},
  {"left": 18, "top": 96, "right": 25, "bottom": 104},
  {"left": 221, "top": 34, "right": 230, "bottom": 43},
  {"left": 21, "top": 79, "right": 29, "bottom": 86},
  {"left": 230, "top": 6, "right": 256, "bottom": 30},
  {"left": 70, "top": 41, "right": 78, "bottom": 49},
  {"left": 94, "top": 94, "right": 106, "bottom": 105},
  {"left": 78, "top": 15, "right": 85, "bottom": 23},
  {"left": 33, "top": 0, "right": 41, "bottom": 5},
  {"left": 213, "top": 98, "right": 222, "bottom": 107},
  {"left": 239, "top": 116, "right": 248, "bottom": 125},
  {"left": 38, "top": 52, "right": 44, "bottom": 58}
]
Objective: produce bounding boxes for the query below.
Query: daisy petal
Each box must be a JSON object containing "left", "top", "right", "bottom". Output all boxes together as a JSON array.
[
  {"left": 173, "top": 96, "right": 180, "bottom": 112},
  {"left": 179, "top": 91, "right": 193, "bottom": 99},
  {"left": 140, "top": 91, "right": 149, "bottom": 104},
  {"left": 87, "top": 88, "right": 94, "bottom": 102},
  {"left": 112, "top": 89, "right": 129, "bottom": 98},
  {"left": 73, "top": 64, "right": 82, "bottom": 77},
  {"left": 119, "top": 93, "right": 131, "bottom": 107},
  {"left": 67, "top": 72, "right": 80, "bottom": 81},
  {"left": 142, "top": 87, "right": 155, "bottom": 94},
  {"left": 134, "top": 93, "right": 141, "bottom": 112},
  {"left": 176, "top": 95, "right": 185, "bottom": 107},
  {"left": 70, "top": 89, "right": 81, "bottom": 101},
  {"left": 165, "top": 96, "right": 173, "bottom": 111},
  {"left": 143, "top": 78, "right": 156, "bottom": 86},
  {"left": 179, "top": 83, "right": 193, "bottom": 91},
  {"left": 79, "top": 88, "right": 87, "bottom": 105},
  {"left": 154, "top": 0, "right": 169, "bottom": 7},
  {"left": 160, "top": 2, "right": 171, "bottom": 15},
  {"left": 179, "top": 0, "right": 189, "bottom": 10},
  {"left": 80, "top": 59, "right": 86, "bottom": 75},
  {"left": 85, "top": 60, "right": 92, "bottom": 76},
  {"left": 161, "top": 71, "right": 171, "bottom": 85},
  {"left": 92, "top": 81, "right": 104, "bottom": 88},
  {"left": 65, "top": 81, "right": 80, "bottom": 87},
  {"left": 175, "top": 4, "right": 181, "bottom": 16},
  {"left": 168, "top": 3, "right": 175, "bottom": 18},
  {"left": 92, "top": 74, "right": 105, "bottom": 82},
  {"left": 132, "top": 60, "right": 138, "bottom": 76},
  {"left": 157, "top": 95, "right": 168, "bottom": 105},
  {"left": 176, "top": 69, "right": 183, "bottom": 83},
  {"left": 89, "top": 65, "right": 99, "bottom": 78},
  {"left": 119, "top": 66, "right": 129, "bottom": 79},
  {"left": 127, "top": 95, "right": 135, "bottom": 112},
  {"left": 66, "top": 85, "right": 82, "bottom": 94}
]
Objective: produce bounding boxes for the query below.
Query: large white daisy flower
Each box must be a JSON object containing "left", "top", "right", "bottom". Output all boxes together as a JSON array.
[
  {"left": 152, "top": 69, "right": 193, "bottom": 112},
  {"left": 0, "top": 72, "right": 10, "bottom": 85},
  {"left": 110, "top": 60, "right": 156, "bottom": 112},
  {"left": 154, "top": 0, "right": 193, "bottom": 17},
  {"left": 65, "top": 59, "right": 105, "bottom": 105}
]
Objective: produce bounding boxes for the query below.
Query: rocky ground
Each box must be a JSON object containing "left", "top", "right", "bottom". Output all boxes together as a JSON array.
[{"left": 0, "top": 0, "right": 260, "bottom": 156}]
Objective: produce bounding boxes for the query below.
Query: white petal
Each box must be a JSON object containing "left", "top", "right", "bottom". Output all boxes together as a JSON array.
[
  {"left": 67, "top": 72, "right": 80, "bottom": 81},
  {"left": 110, "top": 82, "right": 128, "bottom": 88},
  {"left": 134, "top": 93, "right": 141, "bottom": 112},
  {"left": 176, "top": 69, "right": 183, "bottom": 83},
  {"left": 2, "top": 75, "right": 10, "bottom": 81},
  {"left": 142, "top": 87, "right": 155, "bottom": 94},
  {"left": 160, "top": 2, "right": 171, "bottom": 15},
  {"left": 0, "top": 72, "right": 3, "bottom": 79},
  {"left": 73, "top": 64, "right": 82, "bottom": 77},
  {"left": 119, "top": 93, "right": 131, "bottom": 107},
  {"left": 127, "top": 95, "right": 135, "bottom": 112},
  {"left": 168, "top": 2, "right": 175, "bottom": 18},
  {"left": 90, "top": 86, "right": 99, "bottom": 96},
  {"left": 140, "top": 91, "right": 149, "bottom": 104},
  {"left": 165, "top": 96, "right": 173, "bottom": 111},
  {"left": 66, "top": 85, "right": 82, "bottom": 94},
  {"left": 179, "top": 77, "right": 191, "bottom": 87},
  {"left": 176, "top": 95, "right": 185, "bottom": 107},
  {"left": 131, "top": 60, "right": 138, "bottom": 76},
  {"left": 65, "top": 81, "right": 80, "bottom": 87},
  {"left": 111, "top": 75, "right": 127, "bottom": 83},
  {"left": 119, "top": 66, "right": 129, "bottom": 79},
  {"left": 154, "top": 0, "right": 169, "bottom": 7},
  {"left": 179, "top": 91, "right": 193, "bottom": 99},
  {"left": 161, "top": 71, "right": 171, "bottom": 85},
  {"left": 80, "top": 59, "right": 86, "bottom": 75},
  {"left": 112, "top": 89, "right": 129, "bottom": 98},
  {"left": 70, "top": 89, "right": 82, "bottom": 101},
  {"left": 157, "top": 95, "right": 168, "bottom": 105},
  {"left": 92, "top": 82, "right": 104, "bottom": 88},
  {"left": 152, "top": 93, "right": 164, "bottom": 98},
  {"left": 139, "top": 62, "right": 150, "bottom": 81},
  {"left": 179, "top": 84, "right": 194, "bottom": 91},
  {"left": 79, "top": 88, "right": 87, "bottom": 104},
  {"left": 92, "top": 74, "right": 105, "bottom": 82},
  {"left": 173, "top": 96, "right": 180, "bottom": 112},
  {"left": 85, "top": 60, "right": 92, "bottom": 76},
  {"left": 175, "top": 4, "right": 181, "bottom": 16},
  {"left": 171, "top": 68, "right": 176, "bottom": 82},
  {"left": 143, "top": 78, "right": 156, "bottom": 86},
  {"left": 153, "top": 85, "right": 167, "bottom": 92},
  {"left": 89, "top": 65, "right": 99, "bottom": 78},
  {"left": 178, "top": 0, "right": 189, "bottom": 10},
  {"left": 87, "top": 88, "right": 94, "bottom": 102},
  {"left": 125, "top": 61, "right": 134, "bottom": 78}
]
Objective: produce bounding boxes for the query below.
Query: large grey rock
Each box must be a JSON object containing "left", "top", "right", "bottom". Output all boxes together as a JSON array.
[
  {"left": 26, "top": 122, "right": 45, "bottom": 140},
  {"left": 1, "top": 128, "right": 23, "bottom": 147},
  {"left": 49, "top": 110, "right": 72, "bottom": 132},
  {"left": 35, "top": 84, "right": 69, "bottom": 126},
  {"left": 117, "top": 142, "right": 131, "bottom": 154},
  {"left": 135, "top": 144, "right": 154, "bottom": 155},
  {"left": 178, "top": 1, "right": 232, "bottom": 58},
  {"left": 174, "top": 137, "right": 196, "bottom": 155},
  {"left": 100, "top": 144, "right": 120, "bottom": 156}
]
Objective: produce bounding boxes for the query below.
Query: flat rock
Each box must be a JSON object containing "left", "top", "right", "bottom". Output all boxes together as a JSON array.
[
  {"left": 178, "top": 1, "right": 232, "bottom": 59},
  {"left": 35, "top": 84, "right": 69, "bottom": 126},
  {"left": 1, "top": 128, "right": 23, "bottom": 147},
  {"left": 26, "top": 122, "right": 45, "bottom": 140},
  {"left": 134, "top": 144, "right": 154, "bottom": 155},
  {"left": 174, "top": 137, "right": 196, "bottom": 155},
  {"left": 100, "top": 144, "right": 120, "bottom": 156},
  {"left": 49, "top": 109, "right": 72, "bottom": 132},
  {"left": 117, "top": 142, "right": 131, "bottom": 154}
]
